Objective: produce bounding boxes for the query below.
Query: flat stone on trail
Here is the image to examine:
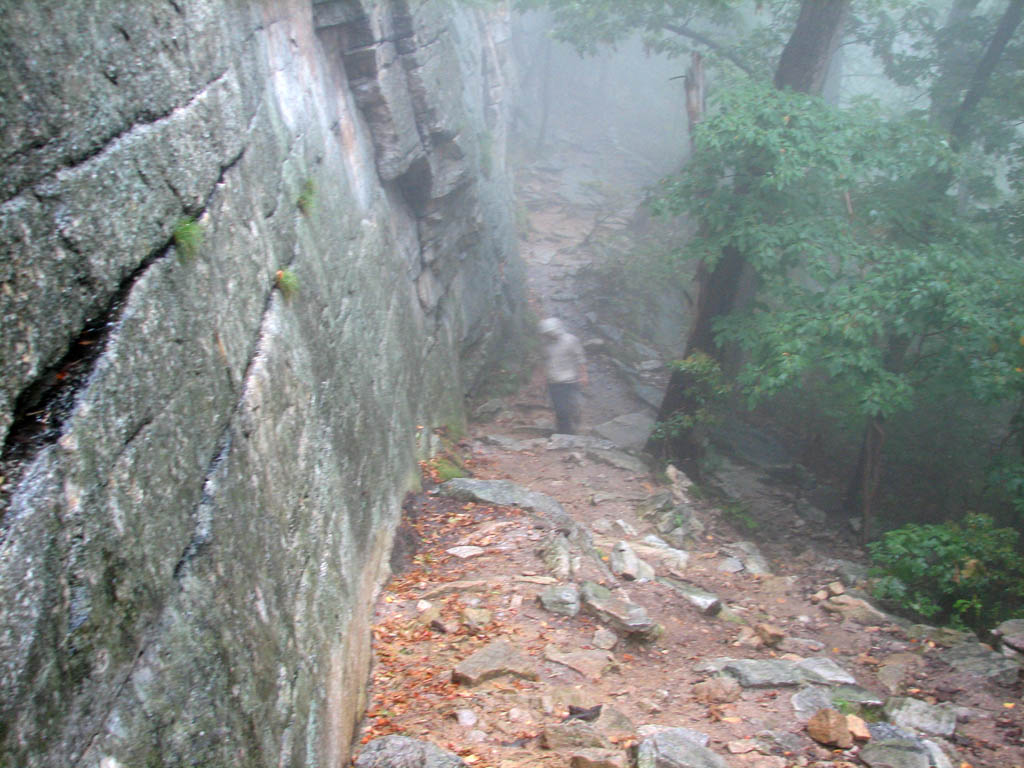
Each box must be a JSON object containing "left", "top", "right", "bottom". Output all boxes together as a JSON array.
[
  {"left": 940, "top": 641, "right": 1021, "bottom": 685},
  {"left": 440, "top": 478, "right": 574, "bottom": 530},
  {"left": 452, "top": 640, "right": 539, "bottom": 686},
  {"left": 592, "top": 411, "right": 656, "bottom": 450},
  {"left": 721, "top": 659, "right": 806, "bottom": 688},
  {"left": 659, "top": 577, "right": 722, "bottom": 616},
  {"left": 447, "top": 545, "right": 485, "bottom": 559},
  {"left": 819, "top": 594, "right": 890, "bottom": 624},
  {"left": 795, "top": 656, "right": 858, "bottom": 685},
  {"left": 570, "top": 748, "right": 629, "bottom": 768},
  {"left": 858, "top": 738, "right": 932, "bottom": 768},
  {"left": 587, "top": 447, "right": 650, "bottom": 474},
  {"left": 545, "top": 645, "right": 617, "bottom": 680},
  {"left": 539, "top": 584, "right": 581, "bottom": 617},
  {"left": 542, "top": 719, "right": 612, "bottom": 750},
  {"left": 636, "top": 727, "right": 730, "bottom": 768},
  {"left": 580, "top": 581, "right": 660, "bottom": 639},
  {"left": 355, "top": 735, "right": 467, "bottom": 767},
  {"left": 883, "top": 696, "right": 957, "bottom": 737}
]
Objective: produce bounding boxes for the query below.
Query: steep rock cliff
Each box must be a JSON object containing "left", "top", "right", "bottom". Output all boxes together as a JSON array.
[{"left": 0, "top": 1, "right": 524, "bottom": 765}]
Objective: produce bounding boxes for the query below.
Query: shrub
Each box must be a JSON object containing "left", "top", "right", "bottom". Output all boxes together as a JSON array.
[
  {"left": 297, "top": 179, "right": 316, "bottom": 215},
  {"left": 173, "top": 217, "right": 203, "bottom": 260},
  {"left": 868, "top": 513, "right": 1024, "bottom": 632},
  {"left": 275, "top": 268, "right": 299, "bottom": 298}
]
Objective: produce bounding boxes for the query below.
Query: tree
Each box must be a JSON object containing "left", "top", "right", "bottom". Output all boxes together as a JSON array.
[
  {"left": 653, "top": 82, "right": 1024, "bottom": 537},
  {"left": 648, "top": 0, "right": 851, "bottom": 471}
]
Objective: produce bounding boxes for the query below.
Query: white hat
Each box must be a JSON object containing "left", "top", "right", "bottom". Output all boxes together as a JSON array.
[{"left": 539, "top": 317, "right": 563, "bottom": 336}]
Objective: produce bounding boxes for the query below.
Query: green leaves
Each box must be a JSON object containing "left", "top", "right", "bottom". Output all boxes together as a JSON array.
[
  {"left": 656, "top": 81, "right": 1024, "bottom": 424},
  {"left": 868, "top": 513, "right": 1024, "bottom": 631}
]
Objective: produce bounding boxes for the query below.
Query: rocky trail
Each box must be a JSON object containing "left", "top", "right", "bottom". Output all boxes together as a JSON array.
[{"left": 350, "top": 144, "right": 1024, "bottom": 768}]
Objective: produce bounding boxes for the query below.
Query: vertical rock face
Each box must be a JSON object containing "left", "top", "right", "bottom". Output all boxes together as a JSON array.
[{"left": 0, "top": 1, "right": 524, "bottom": 766}]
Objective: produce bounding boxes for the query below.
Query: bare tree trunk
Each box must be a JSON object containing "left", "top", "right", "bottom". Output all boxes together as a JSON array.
[
  {"left": 858, "top": 416, "right": 886, "bottom": 543},
  {"left": 535, "top": 37, "right": 553, "bottom": 152},
  {"left": 684, "top": 51, "right": 705, "bottom": 150}
]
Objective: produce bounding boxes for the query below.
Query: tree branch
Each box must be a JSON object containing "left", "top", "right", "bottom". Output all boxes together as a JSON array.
[{"left": 661, "top": 22, "right": 757, "bottom": 78}]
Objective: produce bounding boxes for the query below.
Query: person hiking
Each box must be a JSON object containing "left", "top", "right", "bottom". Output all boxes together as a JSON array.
[{"left": 539, "top": 317, "right": 588, "bottom": 435}]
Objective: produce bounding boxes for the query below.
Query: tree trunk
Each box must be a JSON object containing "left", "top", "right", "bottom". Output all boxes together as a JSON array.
[
  {"left": 684, "top": 51, "right": 705, "bottom": 150},
  {"left": 648, "top": 0, "right": 851, "bottom": 465},
  {"left": 949, "top": 0, "right": 1024, "bottom": 148},
  {"left": 535, "top": 37, "right": 553, "bottom": 151},
  {"left": 858, "top": 416, "right": 885, "bottom": 543},
  {"left": 773, "top": 0, "right": 851, "bottom": 94}
]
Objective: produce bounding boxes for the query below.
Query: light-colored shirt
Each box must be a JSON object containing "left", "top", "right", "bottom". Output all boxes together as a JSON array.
[{"left": 545, "top": 331, "right": 585, "bottom": 384}]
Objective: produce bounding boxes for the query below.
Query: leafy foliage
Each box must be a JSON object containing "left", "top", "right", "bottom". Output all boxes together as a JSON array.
[
  {"left": 651, "top": 352, "right": 731, "bottom": 440},
  {"left": 868, "top": 513, "right": 1024, "bottom": 631},
  {"left": 275, "top": 268, "right": 300, "bottom": 299},
  {"left": 655, "top": 82, "right": 1024, "bottom": 425}
]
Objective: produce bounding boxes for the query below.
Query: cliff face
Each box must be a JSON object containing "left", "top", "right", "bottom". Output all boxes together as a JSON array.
[{"left": 0, "top": 1, "right": 524, "bottom": 765}]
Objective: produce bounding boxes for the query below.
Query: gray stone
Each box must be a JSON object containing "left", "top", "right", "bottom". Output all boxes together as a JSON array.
[
  {"left": 883, "top": 697, "right": 957, "bottom": 737},
  {"left": 717, "top": 557, "right": 744, "bottom": 573},
  {"left": 440, "top": 478, "right": 574, "bottom": 531},
  {"left": 542, "top": 720, "right": 612, "bottom": 751},
  {"left": 570, "top": 748, "right": 629, "bottom": 768},
  {"left": 542, "top": 533, "right": 574, "bottom": 580},
  {"left": 636, "top": 728, "right": 729, "bottom": 768},
  {"left": 452, "top": 640, "right": 540, "bottom": 686},
  {"left": 660, "top": 578, "right": 722, "bottom": 616},
  {"left": 728, "top": 541, "right": 772, "bottom": 576},
  {"left": 355, "top": 735, "right": 467, "bottom": 767},
  {"left": 0, "top": 4, "right": 528, "bottom": 766},
  {"left": 721, "top": 659, "right": 806, "bottom": 688},
  {"left": 580, "top": 581, "right": 659, "bottom": 639},
  {"left": 587, "top": 448, "right": 651, "bottom": 474},
  {"left": 539, "top": 584, "right": 581, "bottom": 617},
  {"left": 940, "top": 641, "right": 1021, "bottom": 685},
  {"left": 859, "top": 738, "right": 931, "bottom": 768},
  {"left": 592, "top": 412, "right": 656, "bottom": 450},
  {"left": 610, "top": 541, "right": 655, "bottom": 582},
  {"left": 547, "top": 434, "right": 618, "bottom": 452},
  {"left": 795, "top": 657, "right": 858, "bottom": 686},
  {"left": 447, "top": 546, "right": 485, "bottom": 559},
  {"left": 544, "top": 646, "right": 616, "bottom": 681},
  {"left": 593, "top": 628, "right": 618, "bottom": 650},
  {"left": 823, "top": 558, "right": 870, "bottom": 586},
  {"left": 791, "top": 686, "right": 834, "bottom": 720}
]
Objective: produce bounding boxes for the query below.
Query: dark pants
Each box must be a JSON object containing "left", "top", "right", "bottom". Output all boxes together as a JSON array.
[{"left": 548, "top": 381, "right": 581, "bottom": 434}]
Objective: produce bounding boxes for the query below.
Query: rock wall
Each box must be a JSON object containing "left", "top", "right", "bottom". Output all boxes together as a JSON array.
[{"left": 0, "top": 1, "right": 525, "bottom": 765}]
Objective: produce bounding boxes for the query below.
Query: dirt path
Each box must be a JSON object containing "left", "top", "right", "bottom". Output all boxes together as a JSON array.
[{"left": 352, "top": 148, "right": 1024, "bottom": 768}]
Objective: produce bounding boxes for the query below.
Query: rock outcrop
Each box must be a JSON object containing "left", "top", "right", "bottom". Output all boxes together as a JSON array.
[{"left": 0, "top": 1, "right": 525, "bottom": 766}]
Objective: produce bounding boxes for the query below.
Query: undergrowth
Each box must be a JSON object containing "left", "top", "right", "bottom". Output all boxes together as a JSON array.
[{"left": 868, "top": 512, "right": 1024, "bottom": 632}]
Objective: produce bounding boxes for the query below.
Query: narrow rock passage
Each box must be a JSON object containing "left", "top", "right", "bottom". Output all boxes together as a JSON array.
[{"left": 353, "top": 151, "right": 1024, "bottom": 768}]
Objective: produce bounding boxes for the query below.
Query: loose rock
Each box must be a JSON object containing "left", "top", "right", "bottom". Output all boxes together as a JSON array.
[
  {"left": 807, "top": 708, "right": 853, "bottom": 749},
  {"left": 452, "top": 640, "right": 539, "bottom": 686},
  {"left": 355, "top": 735, "right": 467, "bottom": 768},
  {"left": 539, "top": 583, "right": 581, "bottom": 617}
]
